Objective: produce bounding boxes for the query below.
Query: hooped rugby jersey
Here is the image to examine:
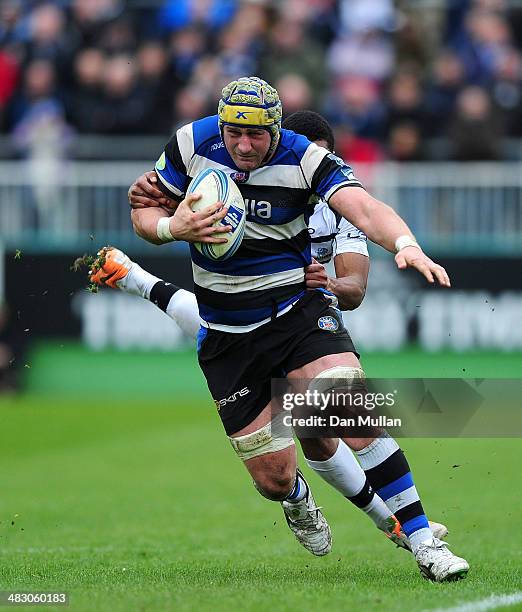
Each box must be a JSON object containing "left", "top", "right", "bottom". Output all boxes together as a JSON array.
[{"left": 155, "top": 114, "right": 363, "bottom": 333}]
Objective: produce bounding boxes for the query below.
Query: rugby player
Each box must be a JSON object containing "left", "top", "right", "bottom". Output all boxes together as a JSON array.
[
  {"left": 94, "top": 110, "right": 449, "bottom": 552},
  {"left": 124, "top": 78, "right": 468, "bottom": 581}
]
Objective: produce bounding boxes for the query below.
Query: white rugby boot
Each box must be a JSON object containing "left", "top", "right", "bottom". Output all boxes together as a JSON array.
[
  {"left": 414, "top": 537, "right": 469, "bottom": 582},
  {"left": 386, "top": 517, "right": 449, "bottom": 552},
  {"left": 281, "top": 471, "right": 332, "bottom": 556}
]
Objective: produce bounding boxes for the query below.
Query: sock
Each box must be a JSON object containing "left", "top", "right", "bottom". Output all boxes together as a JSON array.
[
  {"left": 119, "top": 262, "right": 200, "bottom": 339},
  {"left": 355, "top": 433, "right": 432, "bottom": 552},
  {"left": 119, "top": 262, "right": 160, "bottom": 298},
  {"left": 146, "top": 281, "right": 199, "bottom": 339},
  {"left": 284, "top": 471, "right": 308, "bottom": 503},
  {"left": 164, "top": 287, "right": 200, "bottom": 339},
  {"left": 306, "top": 440, "right": 393, "bottom": 531}
]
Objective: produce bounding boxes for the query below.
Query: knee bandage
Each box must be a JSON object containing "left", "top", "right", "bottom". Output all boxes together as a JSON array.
[
  {"left": 229, "top": 415, "right": 294, "bottom": 461},
  {"left": 309, "top": 366, "right": 366, "bottom": 395}
]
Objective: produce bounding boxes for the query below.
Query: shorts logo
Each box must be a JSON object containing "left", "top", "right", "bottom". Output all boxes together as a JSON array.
[
  {"left": 214, "top": 387, "right": 251, "bottom": 410},
  {"left": 318, "top": 315, "right": 339, "bottom": 332}
]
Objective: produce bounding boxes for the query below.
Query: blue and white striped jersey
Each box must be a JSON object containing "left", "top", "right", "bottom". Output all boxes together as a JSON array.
[{"left": 155, "top": 114, "right": 363, "bottom": 332}]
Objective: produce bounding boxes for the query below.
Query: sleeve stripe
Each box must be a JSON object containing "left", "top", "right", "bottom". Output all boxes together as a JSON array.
[
  {"left": 324, "top": 181, "right": 362, "bottom": 202},
  {"left": 156, "top": 171, "right": 184, "bottom": 197}
]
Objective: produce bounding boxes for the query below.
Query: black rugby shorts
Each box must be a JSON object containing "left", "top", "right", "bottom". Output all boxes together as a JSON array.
[{"left": 197, "top": 291, "right": 359, "bottom": 435}]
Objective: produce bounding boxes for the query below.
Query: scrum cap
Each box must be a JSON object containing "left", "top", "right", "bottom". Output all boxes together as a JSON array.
[{"left": 218, "top": 76, "right": 282, "bottom": 160}]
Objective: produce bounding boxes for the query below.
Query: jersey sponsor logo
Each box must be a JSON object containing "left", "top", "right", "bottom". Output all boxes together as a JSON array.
[
  {"left": 214, "top": 387, "right": 251, "bottom": 410},
  {"left": 245, "top": 199, "right": 272, "bottom": 219},
  {"left": 223, "top": 205, "right": 242, "bottom": 230},
  {"left": 211, "top": 141, "right": 225, "bottom": 151},
  {"left": 318, "top": 315, "right": 339, "bottom": 332}
]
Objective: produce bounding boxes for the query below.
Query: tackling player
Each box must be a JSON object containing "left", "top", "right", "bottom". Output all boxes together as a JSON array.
[{"left": 124, "top": 78, "right": 468, "bottom": 581}]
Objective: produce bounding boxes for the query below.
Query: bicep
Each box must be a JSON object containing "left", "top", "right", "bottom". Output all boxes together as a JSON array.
[{"left": 328, "top": 186, "right": 375, "bottom": 229}]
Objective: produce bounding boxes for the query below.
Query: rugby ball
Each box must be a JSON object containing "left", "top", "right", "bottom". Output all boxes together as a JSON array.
[{"left": 186, "top": 168, "right": 246, "bottom": 261}]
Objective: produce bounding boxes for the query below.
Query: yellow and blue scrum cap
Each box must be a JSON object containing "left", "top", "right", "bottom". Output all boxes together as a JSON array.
[{"left": 218, "top": 77, "right": 283, "bottom": 158}]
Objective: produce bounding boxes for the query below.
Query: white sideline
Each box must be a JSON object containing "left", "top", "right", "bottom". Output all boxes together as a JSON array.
[{"left": 429, "top": 592, "right": 522, "bottom": 612}]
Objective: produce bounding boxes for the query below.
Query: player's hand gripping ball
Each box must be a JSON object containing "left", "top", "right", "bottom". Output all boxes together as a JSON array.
[{"left": 186, "top": 168, "right": 246, "bottom": 261}]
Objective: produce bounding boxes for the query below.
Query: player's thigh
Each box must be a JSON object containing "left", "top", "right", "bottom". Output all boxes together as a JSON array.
[{"left": 283, "top": 292, "right": 361, "bottom": 383}]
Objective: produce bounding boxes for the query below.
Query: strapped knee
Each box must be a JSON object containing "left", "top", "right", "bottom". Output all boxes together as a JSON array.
[
  {"left": 309, "top": 366, "right": 366, "bottom": 396},
  {"left": 229, "top": 416, "right": 294, "bottom": 461}
]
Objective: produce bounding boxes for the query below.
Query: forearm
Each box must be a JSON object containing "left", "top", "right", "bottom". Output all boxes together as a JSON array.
[
  {"left": 131, "top": 207, "right": 171, "bottom": 245},
  {"left": 327, "top": 276, "right": 366, "bottom": 311}
]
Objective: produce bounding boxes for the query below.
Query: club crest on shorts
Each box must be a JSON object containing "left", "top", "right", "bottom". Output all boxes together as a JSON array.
[{"left": 318, "top": 315, "right": 339, "bottom": 332}]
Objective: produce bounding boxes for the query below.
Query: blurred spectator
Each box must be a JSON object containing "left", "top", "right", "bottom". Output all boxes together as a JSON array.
[
  {"left": 65, "top": 48, "right": 105, "bottom": 133},
  {"left": 168, "top": 26, "right": 206, "bottom": 85},
  {"left": 94, "top": 54, "right": 148, "bottom": 134},
  {"left": 174, "top": 85, "right": 210, "bottom": 127},
  {"left": 7, "top": 58, "right": 61, "bottom": 129},
  {"left": 338, "top": 0, "right": 395, "bottom": 33},
  {"left": 69, "top": 0, "right": 124, "bottom": 48},
  {"left": 385, "top": 70, "right": 427, "bottom": 137},
  {"left": 97, "top": 17, "right": 136, "bottom": 55},
  {"left": 158, "top": 0, "right": 237, "bottom": 33},
  {"left": 136, "top": 41, "right": 174, "bottom": 134},
  {"left": 492, "top": 47, "right": 522, "bottom": 137},
  {"left": 0, "top": 0, "right": 26, "bottom": 46},
  {"left": 26, "top": 4, "right": 68, "bottom": 63},
  {"left": 453, "top": 9, "right": 513, "bottom": 84},
  {"left": 336, "top": 125, "right": 384, "bottom": 165},
  {"left": 324, "top": 76, "right": 386, "bottom": 140},
  {"left": 260, "top": 17, "right": 327, "bottom": 108},
  {"left": 327, "top": 30, "right": 394, "bottom": 83},
  {"left": 276, "top": 74, "right": 313, "bottom": 117},
  {"left": 0, "top": 303, "right": 26, "bottom": 393},
  {"left": 395, "top": 11, "right": 429, "bottom": 69},
  {"left": 424, "top": 50, "right": 466, "bottom": 134},
  {"left": 216, "top": 21, "right": 259, "bottom": 80},
  {"left": 387, "top": 122, "right": 424, "bottom": 161},
  {"left": 449, "top": 86, "right": 503, "bottom": 160}
]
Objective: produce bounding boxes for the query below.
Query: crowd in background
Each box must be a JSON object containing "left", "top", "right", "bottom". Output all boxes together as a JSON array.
[{"left": 1, "top": 0, "right": 522, "bottom": 163}]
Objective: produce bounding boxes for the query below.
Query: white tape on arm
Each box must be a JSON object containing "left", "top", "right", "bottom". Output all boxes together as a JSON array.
[
  {"left": 395, "top": 235, "right": 420, "bottom": 253},
  {"left": 157, "top": 217, "right": 175, "bottom": 243}
]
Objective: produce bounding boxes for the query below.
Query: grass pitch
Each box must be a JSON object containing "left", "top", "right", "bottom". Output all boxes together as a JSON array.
[{"left": 1, "top": 346, "right": 521, "bottom": 611}]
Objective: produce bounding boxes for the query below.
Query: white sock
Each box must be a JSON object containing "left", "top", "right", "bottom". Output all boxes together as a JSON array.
[
  {"left": 285, "top": 472, "right": 308, "bottom": 502},
  {"left": 306, "top": 440, "right": 365, "bottom": 497},
  {"left": 306, "top": 441, "right": 393, "bottom": 530},
  {"left": 117, "top": 261, "right": 160, "bottom": 299},
  {"left": 166, "top": 289, "right": 200, "bottom": 339},
  {"left": 355, "top": 433, "right": 399, "bottom": 470},
  {"left": 408, "top": 530, "right": 435, "bottom": 553}
]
